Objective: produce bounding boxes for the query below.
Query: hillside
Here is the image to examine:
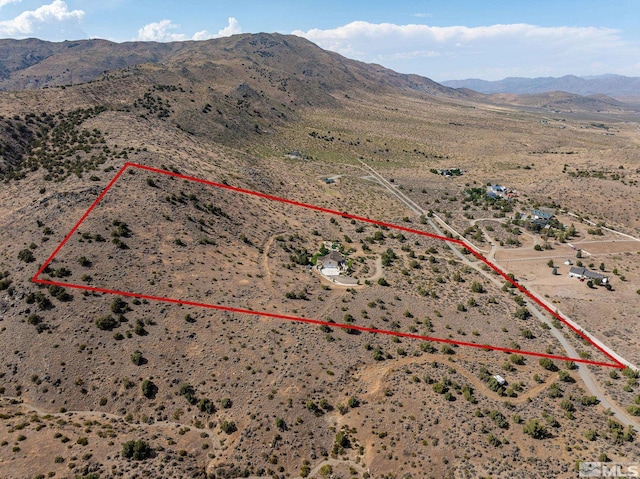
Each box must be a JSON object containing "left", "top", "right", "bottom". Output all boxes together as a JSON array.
[
  {"left": 486, "top": 90, "right": 633, "bottom": 113},
  {"left": 442, "top": 74, "right": 640, "bottom": 99},
  {"left": 1, "top": 33, "right": 640, "bottom": 479},
  {"left": 0, "top": 34, "right": 456, "bottom": 97}
]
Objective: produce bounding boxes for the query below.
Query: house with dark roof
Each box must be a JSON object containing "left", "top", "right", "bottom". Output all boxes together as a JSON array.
[
  {"left": 568, "top": 266, "right": 608, "bottom": 284},
  {"left": 531, "top": 209, "right": 554, "bottom": 222}
]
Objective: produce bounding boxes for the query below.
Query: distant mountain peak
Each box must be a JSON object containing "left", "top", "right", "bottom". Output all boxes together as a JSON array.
[{"left": 442, "top": 74, "right": 640, "bottom": 98}]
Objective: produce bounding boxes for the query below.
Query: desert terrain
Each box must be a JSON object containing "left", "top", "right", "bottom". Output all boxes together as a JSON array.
[{"left": 0, "top": 33, "right": 639, "bottom": 478}]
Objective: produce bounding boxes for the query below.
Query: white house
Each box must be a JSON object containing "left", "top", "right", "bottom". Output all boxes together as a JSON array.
[
  {"left": 317, "top": 251, "right": 347, "bottom": 276},
  {"left": 568, "top": 266, "right": 608, "bottom": 284}
]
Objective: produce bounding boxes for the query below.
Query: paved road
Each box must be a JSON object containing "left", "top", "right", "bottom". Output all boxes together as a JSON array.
[{"left": 359, "top": 160, "right": 639, "bottom": 428}]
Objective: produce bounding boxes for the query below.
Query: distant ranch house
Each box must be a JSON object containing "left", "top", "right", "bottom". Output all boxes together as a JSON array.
[
  {"left": 486, "top": 184, "right": 517, "bottom": 200},
  {"left": 439, "top": 168, "right": 463, "bottom": 177},
  {"left": 531, "top": 209, "right": 554, "bottom": 222},
  {"left": 486, "top": 185, "right": 506, "bottom": 199},
  {"left": 317, "top": 251, "right": 347, "bottom": 276},
  {"left": 568, "top": 266, "right": 608, "bottom": 284}
]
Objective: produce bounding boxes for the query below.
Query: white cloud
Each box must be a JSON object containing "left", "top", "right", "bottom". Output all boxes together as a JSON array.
[
  {"left": 215, "top": 17, "right": 241, "bottom": 38},
  {"left": 136, "top": 19, "right": 187, "bottom": 42},
  {"left": 292, "top": 21, "right": 640, "bottom": 80},
  {"left": 0, "top": 0, "right": 84, "bottom": 38},
  {"left": 137, "top": 17, "right": 241, "bottom": 42},
  {"left": 0, "top": 0, "right": 22, "bottom": 8}
]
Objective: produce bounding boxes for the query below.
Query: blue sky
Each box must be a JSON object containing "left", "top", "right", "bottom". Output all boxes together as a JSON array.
[{"left": 1, "top": 0, "right": 639, "bottom": 81}]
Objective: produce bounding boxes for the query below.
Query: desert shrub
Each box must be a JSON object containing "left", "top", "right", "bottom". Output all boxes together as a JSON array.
[
  {"left": 276, "top": 417, "right": 287, "bottom": 431},
  {"left": 220, "top": 420, "right": 237, "bottom": 434},
  {"left": 539, "top": 358, "right": 556, "bottom": 371},
  {"left": 95, "top": 315, "right": 118, "bottom": 331},
  {"left": 197, "top": 398, "right": 216, "bottom": 414},
  {"left": 510, "top": 354, "right": 525, "bottom": 365},
  {"left": 78, "top": 256, "right": 91, "bottom": 267},
  {"left": 584, "top": 429, "right": 598, "bottom": 441},
  {"left": 523, "top": 419, "right": 547, "bottom": 439},
  {"left": 432, "top": 382, "right": 448, "bottom": 394},
  {"left": 121, "top": 439, "right": 153, "bottom": 460},
  {"left": 18, "top": 249, "right": 35, "bottom": 263},
  {"left": 580, "top": 395, "right": 599, "bottom": 406},
  {"left": 111, "top": 297, "right": 129, "bottom": 315},
  {"left": 335, "top": 431, "right": 350, "bottom": 449},
  {"left": 441, "top": 344, "right": 455, "bottom": 355},
  {"left": 487, "top": 433, "right": 502, "bottom": 447},
  {"left": 548, "top": 383, "right": 563, "bottom": 398},
  {"left": 489, "top": 410, "right": 509, "bottom": 429},
  {"left": 179, "top": 384, "right": 197, "bottom": 404},
  {"left": 627, "top": 405, "right": 640, "bottom": 416},
  {"left": 558, "top": 370, "right": 573, "bottom": 382},
  {"left": 53, "top": 267, "right": 71, "bottom": 278},
  {"left": 134, "top": 319, "right": 146, "bottom": 335},
  {"left": 131, "top": 350, "right": 145, "bottom": 366},
  {"left": 141, "top": 379, "right": 157, "bottom": 399}
]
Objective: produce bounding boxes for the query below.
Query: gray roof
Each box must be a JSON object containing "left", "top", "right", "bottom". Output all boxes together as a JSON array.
[
  {"left": 569, "top": 266, "right": 605, "bottom": 280},
  {"left": 318, "top": 251, "right": 344, "bottom": 263},
  {"left": 532, "top": 209, "right": 553, "bottom": 220}
]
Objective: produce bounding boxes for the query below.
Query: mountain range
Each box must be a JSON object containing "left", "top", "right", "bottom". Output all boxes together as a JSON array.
[{"left": 442, "top": 74, "right": 640, "bottom": 98}]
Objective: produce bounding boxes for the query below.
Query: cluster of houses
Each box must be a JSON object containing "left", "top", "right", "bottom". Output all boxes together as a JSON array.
[{"left": 486, "top": 184, "right": 518, "bottom": 200}]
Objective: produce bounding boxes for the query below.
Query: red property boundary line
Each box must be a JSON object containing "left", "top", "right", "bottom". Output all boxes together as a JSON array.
[{"left": 32, "top": 162, "right": 623, "bottom": 369}]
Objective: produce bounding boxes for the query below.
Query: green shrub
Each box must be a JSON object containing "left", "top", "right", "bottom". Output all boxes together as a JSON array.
[
  {"left": 141, "top": 379, "right": 157, "bottom": 399},
  {"left": 121, "top": 439, "right": 153, "bottom": 460},
  {"left": 197, "top": 398, "right": 216, "bottom": 414},
  {"left": 523, "top": 419, "right": 547, "bottom": 439},
  {"left": 220, "top": 420, "right": 237, "bottom": 434},
  {"left": 470, "top": 281, "right": 485, "bottom": 293},
  {"left": 539, "top": 358, "right": 556, "bottom": 371},
  {"left": 131, "top": 350, "right": 145, "bottom": 366},
  {"left": 95, "top": 315, "right": 118, "bottom": 331},
  {"left": 18, "top": 249, "right": 35, "bottom": 263}
]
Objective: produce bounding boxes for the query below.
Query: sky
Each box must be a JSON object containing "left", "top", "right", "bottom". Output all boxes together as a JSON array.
[{"left": 1, "top": 0, "right": 639, "bottom": 81}]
